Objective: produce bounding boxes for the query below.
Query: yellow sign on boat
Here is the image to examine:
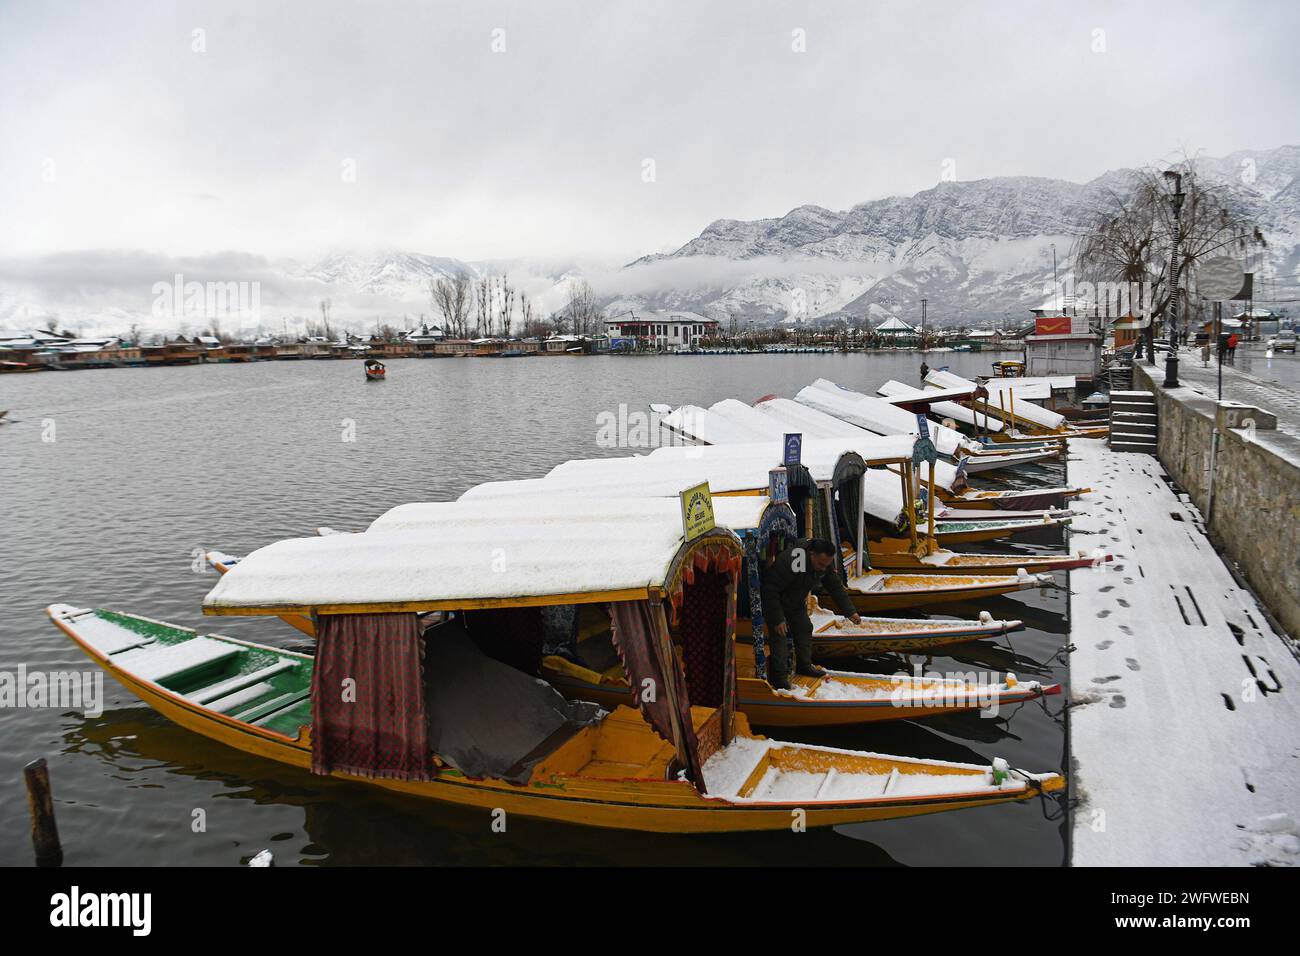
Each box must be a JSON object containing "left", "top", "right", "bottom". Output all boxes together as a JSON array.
[{"left": 679, "top": 481, "right": 715, "bottom": 542}]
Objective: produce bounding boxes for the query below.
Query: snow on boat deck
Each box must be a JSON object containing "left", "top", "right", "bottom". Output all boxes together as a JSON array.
[{"left": 1067, "top": 438, "right": 1300, "bottom": 866}]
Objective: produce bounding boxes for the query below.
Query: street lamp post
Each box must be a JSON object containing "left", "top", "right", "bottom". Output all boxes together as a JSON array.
[{"left": 1162, "top": 170, "right": 1186, "bottom": 387}]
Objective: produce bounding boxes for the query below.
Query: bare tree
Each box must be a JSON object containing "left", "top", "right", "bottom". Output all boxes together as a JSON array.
[
  {"left": 565, "top": 279, "right": 602, "bottom": 336},
  {"left": 497, "top": 275, "right": 516, "bottom": 338},
  {"left": 430, "top": 272, "right": 473, "bottom": 338},
  {"left": 474, "top": 276, "right": 492, "bottom": 337},
  {"left": 520, "top": 291, "right": 534, "bottom": 337},
  {"left": 1073, "top": 157, "right": 1260, "bottom": 352},
  {"left": 319, "top": 298, "right": 333, "bottom": 340}
]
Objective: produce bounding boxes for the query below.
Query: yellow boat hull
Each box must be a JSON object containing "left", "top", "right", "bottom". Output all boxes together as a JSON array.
[{"left": 845, "top": 573, "right": 1044, "bottom": 613}]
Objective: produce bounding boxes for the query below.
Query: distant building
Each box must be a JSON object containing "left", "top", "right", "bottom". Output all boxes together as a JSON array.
[
  {"left": 605, "top": 311, "right": 718, "bottom": 350},
  {"left": 872, "top": 317, "right": 919, "bottom": 340},
  {"left": 1024, "top": 315, "right": 1101, "bottom": 381}
]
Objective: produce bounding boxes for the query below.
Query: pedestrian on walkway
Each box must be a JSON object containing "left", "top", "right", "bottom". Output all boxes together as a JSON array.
[{"left": 1227, "top": 332, "right": 1239, "bottom": 366}]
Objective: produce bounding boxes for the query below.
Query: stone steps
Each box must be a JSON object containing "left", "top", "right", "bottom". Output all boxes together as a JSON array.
[{"left": 1110, "top": 390, "right": 1157, "bottom": 454}]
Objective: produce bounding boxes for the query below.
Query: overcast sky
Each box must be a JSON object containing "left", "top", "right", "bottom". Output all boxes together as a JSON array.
[{"left": 2, "top": 0, "right": 1298, "bottom": 263}]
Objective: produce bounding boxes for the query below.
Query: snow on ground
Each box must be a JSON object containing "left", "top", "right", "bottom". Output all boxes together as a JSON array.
[{"left": 1068, "top": 438, "right": 1300, "bottom": 866}]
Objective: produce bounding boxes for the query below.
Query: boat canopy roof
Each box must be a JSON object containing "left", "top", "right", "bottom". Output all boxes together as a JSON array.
[
  {"left": 370, "top": 494, "right": 781, "bottom": 536},
  {"left": 876, "top": 380, "right": 1005, "bottom": 433},
  {"left": 924, "top": 370, "right": 1066, "bottom": 430},
  {"left": 657, "top": 398, "right": 917, "bottom": 467},
  {"left": 462, "top": 446, "right": 826, "bottom": 501},
  {"left": 797, "top": 379, "right": 976, "bottom": 457},
  {"left": 659, "top": 404, "right": 771, "bottom": 445},
  {"left": 202, "top": 504, "right": 744, "bottom": 615}
]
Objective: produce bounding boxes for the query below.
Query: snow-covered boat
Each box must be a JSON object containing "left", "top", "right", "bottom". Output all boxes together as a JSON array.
[
  {"left": 863, "top": 536, "right": 1113, "bottom": 575},
  {"left": 212, "top": 496, "right": 1037, "bottom": 713},
  {"left": 48, "top": 510, "right": 1063, "bottom": 832}
]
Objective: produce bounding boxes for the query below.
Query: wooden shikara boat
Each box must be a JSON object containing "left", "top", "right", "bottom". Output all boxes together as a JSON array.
[
  {"left": 860, "top": 537, "right": 1113, "bottom": 576},
  {"left": 661, "top": 394, "right": 1061, "bottom": 474},
  {"left": 542, "top": 643, "right": 1058, "bottom": 728},
  {"left": 52, "top": 511, "right": 1062, "bottom": 833},
  {"left": 924, "top": 369, "right": 1109, "bottom": 439},
  {"left": 364, "top": 359, "right": 386, "bottom": 381},
  {"left": 938, "top": 486, "right": 1088, "bottom": 511},
  {"left": 872, "top": 514, "right": 1072, "bottom": 547},
  {"left": 841, "top": 569, "right": 1051, "bottom": 613}
]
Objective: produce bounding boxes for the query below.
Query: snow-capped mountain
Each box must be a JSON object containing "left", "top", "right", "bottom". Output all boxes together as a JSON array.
[{"left": 613, "top": 145, "right": 1300, "bottom": 326}]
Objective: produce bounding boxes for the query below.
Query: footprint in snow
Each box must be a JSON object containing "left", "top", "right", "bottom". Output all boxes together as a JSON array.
[
  {"left": 1117, "top": 598, "right": 1131, "bottom": 608},
  {"left": 1096, "top": 640, "right": 1114, "bottom": 650},
  {"left": 1097, "top": 609, "right": 1111, "bottom": 618},
  {"left": 1118, "top": 625, "right": 1133, "bottom": 635},
  {"left": 1125, "top": 658, "right": 1141, "bottom": 671},
  {"left": 1109, "top": 695, "right": 1127, "bottom": 709},
  {"left": 1099, "top": 585, "right": 1115, "bottom": 593},
  {"left": 1093, "top": 675, "right": 1122, "bottom": 684}
]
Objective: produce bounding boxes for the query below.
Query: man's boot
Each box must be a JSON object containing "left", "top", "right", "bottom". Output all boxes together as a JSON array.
[
  {"left": 794, "top": 643, "right": 826, "bottom": 679},
  {"left": 766, "top": 635, "right": 792, "bottom": 690},
  {"left": 793, "top": 623, "right": 826, "bottom": 678}
]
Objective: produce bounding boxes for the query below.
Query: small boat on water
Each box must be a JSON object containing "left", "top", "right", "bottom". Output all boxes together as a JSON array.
[
  {"left": 862, "top": 537, "right": 1112, "bottom": 576},
  {"left": 872, "top": 513, "right": 1072, "bottom": 547},
  {"left": 938, "top": 486, "right": 1088, "bottom": 511},
  {"left": 364, "top": 359, "right": 386, "bottom": 381},
  {"left": 50, "top": 508, "right": 1063, "bottom": 832}
]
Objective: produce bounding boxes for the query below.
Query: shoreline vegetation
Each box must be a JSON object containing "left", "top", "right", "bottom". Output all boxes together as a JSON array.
[{"left": 1, "top": 330, "right": 1026, "bottom": 373}]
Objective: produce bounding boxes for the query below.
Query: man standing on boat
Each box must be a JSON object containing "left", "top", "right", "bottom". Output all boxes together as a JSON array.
[{"left": 760, "top": 539, "right": 861, "bottom": 689}]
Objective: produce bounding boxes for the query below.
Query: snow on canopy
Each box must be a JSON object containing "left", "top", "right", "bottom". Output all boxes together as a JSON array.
[
  {"left": 877, "top": 380, "right": 1005, "bottom": 433},
  {"left": 658, "top": 397, "right": 925, "bottom": 466},
  {"left": 659, "top": 404, "right": 770, "bottom": 445},
  {"left": 744, "top": 397, "right": 963, "bottom": 492},
  {"left": 370, "top": 495, "right": 775, "bottom": 535},
  {"left": 461, "top": 448, "right": 786, "bottom": 501},
  {"left": 510, "top": 441, "right": 912, "bottom": 525},
  {"left": 204, "top": 500, "right": 743, "bottom": 610},
  {"left": 925, "top": 370, "right": 1066, "bottom": 430},
  {"left": 797, "top": 379, "right": 975, "bottom": 457}
]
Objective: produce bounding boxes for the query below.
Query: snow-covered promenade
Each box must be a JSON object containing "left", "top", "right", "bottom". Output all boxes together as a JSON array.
[{"left": 1067, "top": 438, "right": 1300, "bottom": 866}]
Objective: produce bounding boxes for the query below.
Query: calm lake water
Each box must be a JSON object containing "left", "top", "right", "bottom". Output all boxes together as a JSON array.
[{"left": 0, "top": 351, "right": 1073, "bottom": 866}]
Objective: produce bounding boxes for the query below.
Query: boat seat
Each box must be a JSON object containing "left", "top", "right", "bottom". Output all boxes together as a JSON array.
[
  {"left": 205, "top": 682, "right": 277, "bottom": 714},
  {"left": 120, "top": 637, "right": 241, "bottom": 686},
  {"left": 188, "top": 659, "right": 298, "bottom": 705},
  {"left": 238, "top": 690, "right": 311, "bottom": 726}
]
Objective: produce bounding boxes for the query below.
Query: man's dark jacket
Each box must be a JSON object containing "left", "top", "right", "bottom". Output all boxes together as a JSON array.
[{"left": 760, "top": 540, "right": 857, "bottom": 629}]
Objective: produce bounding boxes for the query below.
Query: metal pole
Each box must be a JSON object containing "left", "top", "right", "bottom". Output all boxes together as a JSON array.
[
  {"left": 1216, "top": 301, "right": 1223, "bottom": 403},
  {"left": 1163, "top": 174, "right": 1184, "bottom": 387}
]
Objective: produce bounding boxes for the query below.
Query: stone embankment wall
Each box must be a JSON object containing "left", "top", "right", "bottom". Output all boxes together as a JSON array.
[{"left": 1135, "top": 365, "right": 1300, "bottom": 640}]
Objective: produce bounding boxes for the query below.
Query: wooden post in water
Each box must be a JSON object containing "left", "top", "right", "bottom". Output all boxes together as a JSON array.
[
  {"left": 24, "top": 758, "right": 63, "bottom": 866},
  {"left": 926, "top": 469, "right": 937, "bottom": 552}
]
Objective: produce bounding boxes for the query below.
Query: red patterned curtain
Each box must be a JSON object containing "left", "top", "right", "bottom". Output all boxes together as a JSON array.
[
  {"left": 608, "top": 599, "right": 704, "bottom": 790},
  {"left": 310, "top": 612, "right": 431, "bottom": 782},
  {"left": 667, "top": 542, "right": 741, "bottom": 745}
]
